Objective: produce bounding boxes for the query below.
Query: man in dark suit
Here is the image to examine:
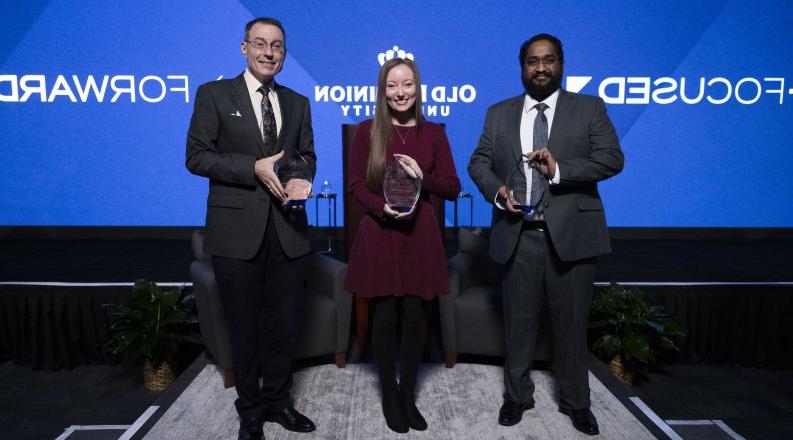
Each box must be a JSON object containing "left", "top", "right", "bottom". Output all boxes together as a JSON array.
[
  {"left": 468, "top": 33, "right": 623, "bottom": 436},
  {"left": 186, "top": 17, "right": 316, "bottom": 440}
]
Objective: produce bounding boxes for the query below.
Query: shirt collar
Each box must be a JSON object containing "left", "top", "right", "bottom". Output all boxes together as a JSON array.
[
  {"left": 523, "top": 88, "right": 560, "bottom": 113},
  {"left": 244, "top": 69, "right": 276, "bottom": 95}
]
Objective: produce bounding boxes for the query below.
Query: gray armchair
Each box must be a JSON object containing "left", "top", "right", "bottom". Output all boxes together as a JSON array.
[
  {"left": 440, "top": 227, "right": 551, "bottom": 367},
  {"left": 190, "top": 230, "right": 352, "bottom": 387}
]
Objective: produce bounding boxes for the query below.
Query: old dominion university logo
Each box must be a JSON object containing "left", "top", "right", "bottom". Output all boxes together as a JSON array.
[{"left": 314, "top": 45, "right": 477, "bottom": 118}]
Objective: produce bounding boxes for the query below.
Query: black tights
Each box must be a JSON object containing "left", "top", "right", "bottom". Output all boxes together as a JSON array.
[{"left": 371, "top": 296, "right": 426, "bottom": 393}]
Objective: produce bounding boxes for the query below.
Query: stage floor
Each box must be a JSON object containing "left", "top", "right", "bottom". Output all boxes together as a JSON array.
[
  {"left": 6, "top": 353, "right": 791, "bottom": 439},
  {"left": 141, "top": 362, "right": 653, "bottom": 440}
]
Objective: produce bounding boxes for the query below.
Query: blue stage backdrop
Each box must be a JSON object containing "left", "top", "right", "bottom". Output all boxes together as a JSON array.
[{"left": 1, "top": 0, "right": 792, "bottom": 227}]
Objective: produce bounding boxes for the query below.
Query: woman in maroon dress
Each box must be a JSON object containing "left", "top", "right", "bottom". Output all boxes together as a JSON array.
[{"left": 344, "top": 58, "right": 460, "bottom": 433}]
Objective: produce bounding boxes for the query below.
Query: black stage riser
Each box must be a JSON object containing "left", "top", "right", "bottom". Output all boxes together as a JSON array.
[{"left": 2, "top": 284, "right": 791, "bottom": 370}]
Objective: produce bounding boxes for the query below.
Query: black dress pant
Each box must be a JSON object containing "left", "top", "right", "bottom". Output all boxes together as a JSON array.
[
  {"left": 212, "top": 215, "right": 306, "bottom": 418},
  {"left": 502, "top": 228, "right": 595, "bottom": 410}
]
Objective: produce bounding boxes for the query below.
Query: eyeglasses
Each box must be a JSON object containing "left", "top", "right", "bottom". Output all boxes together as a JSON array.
[
  {"left": 245, "top": 40, "right": 285, "bottom": 52},
  {"left": 525, "top": 55, "right": 559, "bottom": 68}
]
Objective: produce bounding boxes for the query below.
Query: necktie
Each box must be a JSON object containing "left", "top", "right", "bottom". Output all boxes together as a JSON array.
[
  {"left": 258, "top": 85, "right": 277, "bottom": 148},
  {"left": 531, "top": 103, "right": 549, "bottom": 207}
]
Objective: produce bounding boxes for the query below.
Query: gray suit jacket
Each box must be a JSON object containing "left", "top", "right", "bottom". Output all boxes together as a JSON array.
[
  {"left": 468, "top": 89, "right": 623, "bottom": 264},
  {"left": 186, "top": 73, "right": 316, "bottom": 260}
]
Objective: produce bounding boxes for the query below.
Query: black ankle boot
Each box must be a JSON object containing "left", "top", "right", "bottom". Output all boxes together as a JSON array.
[
  {"left": 381, "top": 390, "right": 409, "bottom": 433},
  {"left": 400, "top": 388, "right": 427, "bottom": 431}
]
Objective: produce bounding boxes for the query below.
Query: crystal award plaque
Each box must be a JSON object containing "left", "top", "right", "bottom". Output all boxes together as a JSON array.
[
  {"left": 275, "top": 151, "right": 312, "bottom": 208},
  {"left": 506, "top": 160, "right": 542, "bottom": 215},
  {"left": 383, "top": 161, "right": 421, "bottom": 213}
]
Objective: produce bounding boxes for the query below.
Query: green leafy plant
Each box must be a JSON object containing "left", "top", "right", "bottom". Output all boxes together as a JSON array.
[
  {"left": 589, "top": 283, "right": 686, "bottom": 372},
  {"left": 104, "top": 280, "right": 201, "bottom": 368}
]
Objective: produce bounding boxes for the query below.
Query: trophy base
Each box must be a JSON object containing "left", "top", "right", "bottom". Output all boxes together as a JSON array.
[
  {"left": 286, "top": 199, "right": 307, "bottom": 208},
  {"left": 514, "top": 204, "right": 535, "bottom": 215},
  {"left": 389, "top": 205, "right": 412, "bottom": 213}
]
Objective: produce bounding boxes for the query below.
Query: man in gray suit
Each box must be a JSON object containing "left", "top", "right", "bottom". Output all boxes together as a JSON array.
[
  {"left": 468, "top": 33, "right": 623, "bottom": 436},
  {"left": 186, "top": 17, "right": 316, "bottom": 440}
]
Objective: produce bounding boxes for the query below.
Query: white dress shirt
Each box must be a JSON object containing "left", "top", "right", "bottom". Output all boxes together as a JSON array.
[
  {"left": 244, "top": 69, "right": 282, "bottom": 137},
  {"left": 521, "top": 89, "right": 561, "bottom": 187}
]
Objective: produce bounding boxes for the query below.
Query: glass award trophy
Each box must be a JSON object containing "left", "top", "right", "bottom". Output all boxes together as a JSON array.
[
  {"left": 507, "top": 160, "right": 542, "bottom": 215},
  {"left": 275, "top": 151, "right": 312, "bottom": 208},
  {"left": 383, "top": 161, "right": 421, "bottom": 213}
]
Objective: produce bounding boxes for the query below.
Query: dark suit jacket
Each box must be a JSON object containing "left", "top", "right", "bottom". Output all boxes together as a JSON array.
[
  {"left": 186, "top": 73, "right": 316, "bottom": 260},
  {"left": 468, "top": 89, "right": 624, "bottom": 264}
]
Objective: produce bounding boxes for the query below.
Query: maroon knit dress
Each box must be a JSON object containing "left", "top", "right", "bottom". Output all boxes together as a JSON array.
[{"left": 344, "top": 120, "right": 460, "bottom": 300}]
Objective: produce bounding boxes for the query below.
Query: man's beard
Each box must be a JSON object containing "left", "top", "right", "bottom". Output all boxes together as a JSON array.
[{"left": 522, "top": 69, "right": 562, "bottom": 100}]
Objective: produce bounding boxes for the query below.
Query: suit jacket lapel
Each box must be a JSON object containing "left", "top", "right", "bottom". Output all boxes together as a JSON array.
[
  {"left": 508, "top": 95, "right": 524, "bottom": 164},
  {"left": 274, "top": 85, "right": 290, "bottom": 154},
  {"left": 548, "top": 89, "right": 574, "bottom": 155},
  {"left": 231, "top": 73, "right": 268, "bottom": 157}
]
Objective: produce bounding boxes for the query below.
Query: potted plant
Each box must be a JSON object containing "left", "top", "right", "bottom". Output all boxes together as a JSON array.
[
  {"left": 588, "top": 283, "right": 686, "bottom": 385},
  {"left": 104, "top": 280, "right": 201, "bottom": 391}
]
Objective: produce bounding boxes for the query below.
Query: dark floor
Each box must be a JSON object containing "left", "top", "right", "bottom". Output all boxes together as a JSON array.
[
  {"left": 0, "top": 361, "right": 161, "bottom": 440},
  {"left": 632, "top": 365, "right": 793, "bottom": 440}
]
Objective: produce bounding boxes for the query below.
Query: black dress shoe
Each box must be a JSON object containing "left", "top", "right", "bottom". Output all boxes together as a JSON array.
[
  {"left": 399, "top": 389, "right": 427, "bottom": 431},
  {"left": 238, "top": 417, "right": 263, "bottom": 440},
  {"left": 559, "top": 408, "right": 599, "bottom": 435},
  {"left": 264, "top": 407, "right": 316, "bottom": 433},
  {"left": 498, "top": 400, "right": 534, "bottom": 426},
  {"left": 381, "top": 390, "right": 409, "bottom": 433}
]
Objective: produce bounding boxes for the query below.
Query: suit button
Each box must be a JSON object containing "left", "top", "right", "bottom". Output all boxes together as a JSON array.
[{"left": 543, "top": 202, "right": 549, "bottom": 208}]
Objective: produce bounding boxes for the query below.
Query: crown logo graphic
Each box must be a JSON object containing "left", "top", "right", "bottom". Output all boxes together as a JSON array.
[{"left": 377, "top": 45, "right": 414, "bottom": 66}]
